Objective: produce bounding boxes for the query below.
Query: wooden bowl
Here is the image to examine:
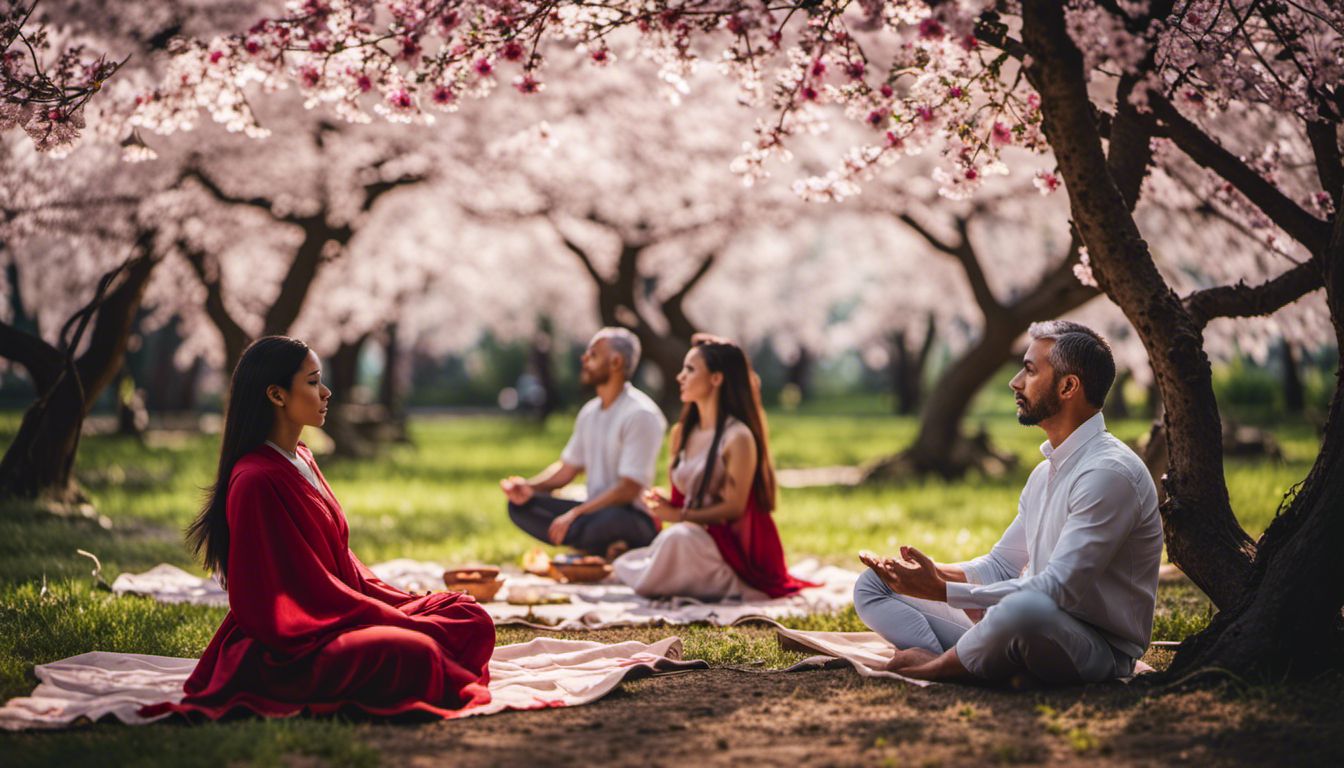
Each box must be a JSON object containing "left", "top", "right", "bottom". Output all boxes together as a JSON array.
[
  {"left": 550, "top": 561, "right": 613, "bottom": 584},
  {"left": 443, "top": 566, "right": 501, "bottom": 583},
  {"left": 443, "top": 576, "right": 505, "bottom": 602}
]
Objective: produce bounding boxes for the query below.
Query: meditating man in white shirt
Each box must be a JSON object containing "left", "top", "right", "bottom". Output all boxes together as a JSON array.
[
  {"left": 500, "top": 327, "right": 667, "bottom": 561},
  {"left": 854, "top": 320, "right": 1163, "bottom": 684}
]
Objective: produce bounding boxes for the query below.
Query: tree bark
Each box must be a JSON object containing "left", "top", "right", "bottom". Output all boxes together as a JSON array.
[
  {"left": 1282, "top": 341, "right": 1305, "bottom": 415},
  {"left": 184, "top": 162, "right": 423, "bottom": 375},
  {"left": 528, "top": 319, "right": 561, "bottom": 422},
  {"left": 378, "top": 323, "right": 410, "bottom": 442},
  {"left": 324, "top": 334, "right": 374, "bottom": 458},
  {"left": 890, "top": 318, "right": 935, "bottom": 416},
  {"left": 1021, "top": 0, "right": 1256, "bottom": 610},
  {"left": 785, "top": 347, "right": 813, "bottom": 401},
  {"left": 555, "top": 226, "right": 711, "bottom": 411},
  {"left": 1169, "top": 198, "right": 1344, "bottom": 678},
  {"left": 0, "top": 240, "right": 159, "bottom": 503}
]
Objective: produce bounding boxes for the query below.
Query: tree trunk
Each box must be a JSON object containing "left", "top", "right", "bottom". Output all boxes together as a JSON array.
[
  {"left": 906, "top": 324, "right": 1016, "bottom": 473},
  {"left": 378, "top": 323, "right": 410, "bottom": 442},
  {"left": 0, "top": 247, "right": 159, "bottom": 503},
  {"left": 890, "top": 330, "right": 918, "bottom": 416},
  {"left": 1282, "top": 340, "right": 1305, "bottom": 415},
  {"left": 528, "top": 320, "right": 561, "bottom": 422},
  {"left": 1146, "top": 379, "right": 1163, "bottom": 420},
  {"left": 325, "top": 335, "right": 373, "bottom": 458},
  {"left": 0, "top": 362, "right": 88, "bottom": 503},
  {"left": 785, "top": 347, "right": 813, "bottom": 401},
  {"left": 1170, "top": 217, "right": 1344, "bottom": 677},
  {"left": 867, "top": 323, "right": 1020, "bottom": 479},
  {"left": 178, "top": 357, "right": 202, "bottom": 413},
  {"left": 114, "top": 367, "right": 148, "bottom": 440},
  {"left": 892, "top": 316, "right": 937, "bottom": 416},
  {"left": 1021, "top": 0, "right": 1254, "bottom": 609}
]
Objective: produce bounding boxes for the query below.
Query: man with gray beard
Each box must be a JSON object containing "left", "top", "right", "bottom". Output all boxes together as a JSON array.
[{"left": 501, "top": 327, "right": 666, "bottom": 561}]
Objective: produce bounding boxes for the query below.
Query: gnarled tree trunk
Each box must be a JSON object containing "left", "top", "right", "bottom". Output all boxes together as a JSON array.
[
  {"left": 890, "top": 319, "right": 935, "bottom": 416},
  {"left": 1021, "top": 1, "right": 1341, "bottom": 669},
  {"left": 0, "top": 242, "right": 159, "bottom": 504},
  {"left": 554, "top": 223, "right": 716, "bottom": 412},
  {"left": 1282, "top": 341, "right": 1305, "bottom": 415},
  {"left": 182, "top": 158, "right": 425, "bottom": 376},
  {"left": 873, "top": 322, "right": 1020, "bottom": 478}
]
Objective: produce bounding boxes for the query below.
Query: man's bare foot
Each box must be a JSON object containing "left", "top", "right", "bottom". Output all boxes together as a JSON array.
[{"left": 885, "top": 646, "right": 937, "bottom": 672}]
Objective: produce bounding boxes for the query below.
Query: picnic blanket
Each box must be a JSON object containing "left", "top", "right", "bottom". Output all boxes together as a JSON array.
[
  {"left": 112, "top": 558, "right": 860, "bottom": 630},
  {"left": 767, "top": 621, "right": 1154, "bottom": 684},
  {"left": 0, "top": 636, "right": 704, "bottom": 731}
]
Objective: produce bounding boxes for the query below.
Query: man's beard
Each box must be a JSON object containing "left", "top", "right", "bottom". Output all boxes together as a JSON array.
[
  {"left": 580, "top": 366, "right": 610, "bottom": 387},
  {"left": 1016, "top": 390, "right": 1062, "bottom": 426}
]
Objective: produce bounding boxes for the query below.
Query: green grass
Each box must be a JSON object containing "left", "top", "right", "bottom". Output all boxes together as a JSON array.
[{"left": 0, "top": 406, "right": 1320, "bottom": 765}]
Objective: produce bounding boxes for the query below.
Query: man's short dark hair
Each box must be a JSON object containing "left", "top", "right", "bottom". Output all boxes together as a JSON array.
[{"left": 1027, "top": 320, "right": 1116, "bottom": 409}]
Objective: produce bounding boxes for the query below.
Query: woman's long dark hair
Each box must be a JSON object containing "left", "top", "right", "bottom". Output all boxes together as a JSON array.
[
  {"left": 186, "top": 336, "right": 311, "bottom": 584},
  {"left": 672, "top": 338, "right": 777, "bottom": 512}
]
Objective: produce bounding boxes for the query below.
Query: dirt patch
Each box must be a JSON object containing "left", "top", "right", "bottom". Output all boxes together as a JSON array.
[{"left": 361, "top": 657, "right": 1344, "bottom": 767}]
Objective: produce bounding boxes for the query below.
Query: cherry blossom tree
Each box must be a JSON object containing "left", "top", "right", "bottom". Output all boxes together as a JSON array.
[
  {"left": 434, "top": 58, "right": 817, "bottom": 408},
  {"left": 150, "top": 105, "right": 434, "bottom": 378},
  {"left": 148, "top": 0, "right": 1339, "bottom": 677},
  {"left": 0, "top": 135, "right": 172, "bottom": 503},
  {"left": 16, "top": 0, "right": 1344, "bottom": 675},
  {"left": 0, "top": 0, "right": 291, "bottom": 498}
]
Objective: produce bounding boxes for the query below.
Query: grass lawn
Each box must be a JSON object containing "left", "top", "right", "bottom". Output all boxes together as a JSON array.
[{"left": 1, "top": 403, "right": 1337, "bottom": 766}]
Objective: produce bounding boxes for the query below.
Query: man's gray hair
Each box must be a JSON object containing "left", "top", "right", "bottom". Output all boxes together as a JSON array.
[
  {"left": 1027, "top": 320, "right": 1116, "bottom": 409},
  {"left": 592, "top": 327, "right": 641, "bottom": 377}
]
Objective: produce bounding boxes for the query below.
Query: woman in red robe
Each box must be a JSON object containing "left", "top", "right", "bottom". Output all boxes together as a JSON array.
[
  {"left": 143, "top": 336, "right": 494, "bottom": 720},
  {"left": 612, "top": 337, "right": 817, "bottom": 599}
]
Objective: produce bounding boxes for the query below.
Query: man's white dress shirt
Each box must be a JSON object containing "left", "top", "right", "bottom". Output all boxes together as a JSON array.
[{"left": 945, "top": 413, "right": 1163, "bottom": 659}]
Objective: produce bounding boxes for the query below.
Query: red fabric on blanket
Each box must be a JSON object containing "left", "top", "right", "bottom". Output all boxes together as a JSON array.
[
  {"left": 669, "top": 486, "right": 818, "bottom": 599},
  {"left": 141, "top": 444, "right": 494, "bottom": 720}
]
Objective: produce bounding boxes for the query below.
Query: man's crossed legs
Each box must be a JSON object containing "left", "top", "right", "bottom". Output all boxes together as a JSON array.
[
  {"left": 853, "top": 570, "right": 1134, "bottom": 684},
  {"left": 508, "top": 496, "right": 657, "bottom": 559}
]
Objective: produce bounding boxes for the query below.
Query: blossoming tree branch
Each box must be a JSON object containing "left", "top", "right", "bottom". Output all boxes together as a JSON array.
[{"left": 1, "top": 0, "right": 125, "bottom": 151}]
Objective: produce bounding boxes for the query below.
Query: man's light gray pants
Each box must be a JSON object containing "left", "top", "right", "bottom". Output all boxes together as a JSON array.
[{"left": 852, "top": 569, "right": 1135, "bottom": 683}]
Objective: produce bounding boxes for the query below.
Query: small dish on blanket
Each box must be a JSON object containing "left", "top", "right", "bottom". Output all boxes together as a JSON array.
[
  {"left": 443, "top": 566, "right": 505, "bottom": 602},
  {"left": 505, "top": 584, "right": 572, "bottom": 605},
  {"left": 444, "top": 566, "right": 501, "bottom": 582},
  {"left": 550, "top": 554, "right": 612, "bottom": 584}
]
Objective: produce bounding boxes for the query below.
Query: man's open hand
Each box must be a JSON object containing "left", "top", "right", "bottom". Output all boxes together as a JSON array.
[
  {"left": 500, "top": 476, "right": 534, "bottom": 505},
  {"left": 859, "top": 546, "right": 948, "bottom": 602},
  {"left": 548, "top": 510, "right": 579, "bottom": 545}
]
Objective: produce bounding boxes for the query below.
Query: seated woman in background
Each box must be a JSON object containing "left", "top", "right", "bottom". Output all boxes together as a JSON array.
[
  {"left": 143, "top": 336, "right": 494, "bottom": 721},
  {"left": 613, "top": 338, "right": 816, "bottom": 600}
]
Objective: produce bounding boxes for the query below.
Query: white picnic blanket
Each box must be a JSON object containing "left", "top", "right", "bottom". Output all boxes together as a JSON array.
[
  {"left": 769, "top": 622, "right": 1154, "bottom": 685},
  {"left": 0, "top": 636, "right": 704, "bottom": 731},
  {"left": 112, "top": 558, "right": 860, "bottom": 630}
]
